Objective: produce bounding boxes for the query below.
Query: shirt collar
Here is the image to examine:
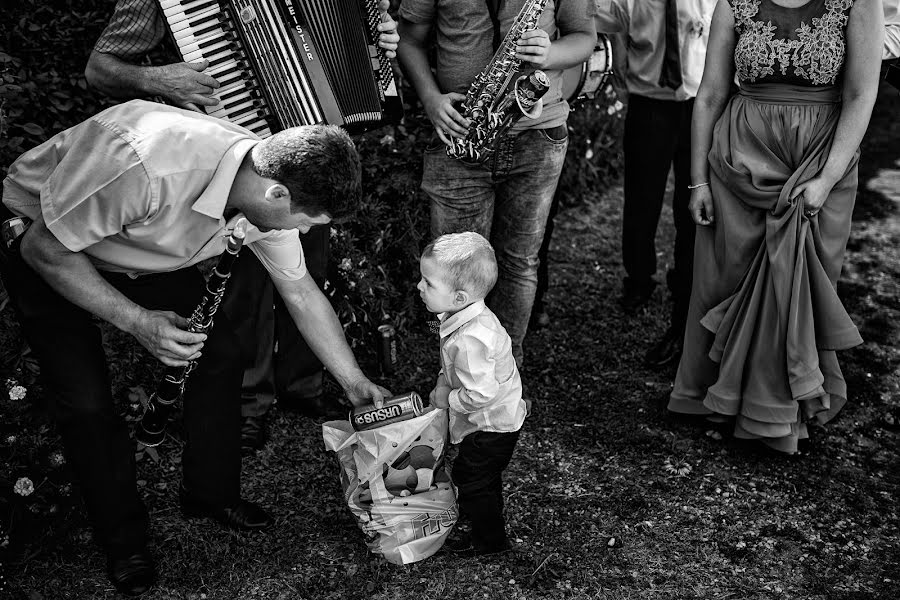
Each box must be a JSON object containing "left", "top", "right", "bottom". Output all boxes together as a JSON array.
[
  {"left": 439, "top": 300, "right": 487, "bottom": 338},
  {"left": 191, "top": 138, "right": 259, "bottom": 220}
]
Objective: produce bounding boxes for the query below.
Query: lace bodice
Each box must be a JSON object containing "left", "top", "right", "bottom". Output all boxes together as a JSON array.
[{"left": 731, "top": 0, "right": 853, "bottom": 86}]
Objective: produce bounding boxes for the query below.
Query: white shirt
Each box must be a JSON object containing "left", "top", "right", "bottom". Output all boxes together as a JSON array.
[
  {"left": 885, "top": 0, "right": 900, "bottom": 60},
  {"left": 595, "top": 0, "right": 717, "bottom": 101},
  {"left": 438, "top": 300, "right": 526, "bottom": 444},
  {"left": 3, "top": 100, "right": 306, "bottom": 280}
]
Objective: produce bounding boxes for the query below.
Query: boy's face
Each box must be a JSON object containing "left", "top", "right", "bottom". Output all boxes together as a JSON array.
[{"left": 418, "top": 256, "right": 461, "bottom": 314}]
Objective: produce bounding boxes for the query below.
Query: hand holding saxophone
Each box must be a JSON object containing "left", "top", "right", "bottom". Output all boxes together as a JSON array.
[
  {"left": 130, "top": 310, "right": 207, "bottom": 367},
  {"left": 423, "top": 91, "right": 470, "bottom": 145},
  {"left": 515, "top": 28, "right": 551, "bottom": 66}
]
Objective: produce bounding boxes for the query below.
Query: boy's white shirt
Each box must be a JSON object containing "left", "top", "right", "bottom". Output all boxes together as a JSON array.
[{"left": 438, "top": 300, "right": 526, "bottom": 444}]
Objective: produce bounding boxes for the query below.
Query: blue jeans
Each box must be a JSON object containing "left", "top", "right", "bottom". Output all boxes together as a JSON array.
[{"left": 422, "top": 126, "right": 568, "bottom": 366}]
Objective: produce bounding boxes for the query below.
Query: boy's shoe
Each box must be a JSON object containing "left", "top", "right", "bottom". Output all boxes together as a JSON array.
[{"left": 443, "top": 534, "right": 511, "bottom": 557}]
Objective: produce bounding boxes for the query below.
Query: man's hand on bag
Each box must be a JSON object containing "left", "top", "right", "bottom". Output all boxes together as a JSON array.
[
  {"left": 423, "top": 92, "right": 470, "bottom": 145},
  {"left": 131, "top": 310, "right": 206, "bottom": 367},
  {"left": 346, "top": 378, "right": 391, "bottom": 408}
]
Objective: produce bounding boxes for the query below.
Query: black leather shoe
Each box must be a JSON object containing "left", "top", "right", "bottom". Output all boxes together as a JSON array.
[
  {"left": 241, "top": 414, "right": 267, "bottom": 454},
  {"left": 444, "top": 534, "right": 511, "bottom": 556},
  {"left": 644, "top": 327, "right": 683, "bottom": 369},
  {"left": 180, "top": 489, "right": 273, "bottom": 531},
  {"left": 619, "top": 280, "right": 656, "bottom": 315},
  {"left": 529, "top": 309, "right": 551, "bottom": 330},
  {"left": 107, "top": 551, "right": 156, "bottom": 596}
]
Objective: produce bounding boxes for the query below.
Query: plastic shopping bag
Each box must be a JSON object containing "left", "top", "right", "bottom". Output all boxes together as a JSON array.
[{"left": 322, "top": 408, "right": 458, "bottom": 565}]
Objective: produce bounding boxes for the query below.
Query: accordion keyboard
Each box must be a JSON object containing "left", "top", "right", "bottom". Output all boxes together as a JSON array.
[
  {"left": 158, "top": 0, "right": 402, "bottom": 136},
  {"left": 161, "top": 0, "right": 273, "bottom": 136}
]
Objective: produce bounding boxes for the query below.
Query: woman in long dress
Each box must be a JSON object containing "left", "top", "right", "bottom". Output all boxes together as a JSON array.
[{"left": 668, "top": 0, "right": 884, "bottom": 453}]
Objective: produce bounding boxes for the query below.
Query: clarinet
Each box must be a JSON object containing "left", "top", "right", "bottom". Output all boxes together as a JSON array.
[{"left": 136, "top": 219, "right": 248, "bottom": 447}]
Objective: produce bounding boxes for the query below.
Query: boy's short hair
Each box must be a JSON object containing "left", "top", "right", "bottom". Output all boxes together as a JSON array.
[
  {"left": 423, "top": 232, "right": 498, "bottom": 299},
  {"left": 251, "top": 125, "right": 361, "bottom": 220}
]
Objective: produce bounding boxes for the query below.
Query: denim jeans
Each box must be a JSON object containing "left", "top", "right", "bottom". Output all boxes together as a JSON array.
[{"left": 422, "top": 126, "right": 568, "bottom": 366}]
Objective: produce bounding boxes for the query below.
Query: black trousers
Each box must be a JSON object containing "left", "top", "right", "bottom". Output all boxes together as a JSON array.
[
  {"left": 0, "top": 224, "right": 251, "bottom": 556},
  {"left": 230, "top": 225, "right": 329, "bottom": 416},
  {"left": 622, "top": 94, "right": 696, "bottom": 332},
  {"left": 453, "top": 429, "right": 520, "bottom": 551}
]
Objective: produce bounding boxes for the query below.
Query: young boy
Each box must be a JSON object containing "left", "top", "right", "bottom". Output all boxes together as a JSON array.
[{"left": 418, "top": 232, "right": 527, "bottom": 555}]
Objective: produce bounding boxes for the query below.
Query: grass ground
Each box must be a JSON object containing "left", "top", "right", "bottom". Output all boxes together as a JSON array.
[{"left": 2, "top": 71, "right": 900, "bottom": 600}]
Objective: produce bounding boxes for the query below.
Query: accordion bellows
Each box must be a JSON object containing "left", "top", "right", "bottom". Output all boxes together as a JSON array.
[{"left": 160, "top": 0, "right": 403, "bottom": 136}]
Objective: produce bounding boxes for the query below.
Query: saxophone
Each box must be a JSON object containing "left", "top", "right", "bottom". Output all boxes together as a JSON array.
[
  {"left": 136, "top": 219, "right": 248, "bottom": 447},
  {"left": 447, "top": 0, "right": 551, "bottom": 164}
]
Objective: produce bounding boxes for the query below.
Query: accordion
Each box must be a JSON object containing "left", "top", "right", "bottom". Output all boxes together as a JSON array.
[{"left": 159, "top": 0, "right": 403, "bottom": 136}]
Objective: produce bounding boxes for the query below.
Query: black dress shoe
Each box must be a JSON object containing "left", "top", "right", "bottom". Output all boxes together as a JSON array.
[
  {"left": 619, "top": 280, "right": 656, "bottom": 315},
  {"left": 644, "top": 326, "right": 683, "bottom": 369},
  {"left": 443, "top": 533, "right": 511, "bottom": 556},
  {"left": 529, "top": 309, "right": 551, "bottom": 330},
  {"left": 241, "top": 414, "right": 267, "bottom": 454},
  {"left": 107, "top": 551, "right": 156, "bottom": 596},
  {"left": 180, "top": 488, "right": 273, "bottom": 531}
]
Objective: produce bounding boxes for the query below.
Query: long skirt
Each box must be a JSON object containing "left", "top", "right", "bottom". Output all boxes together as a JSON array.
[{"left": 669, "top": 83, "right": 863, "bottom": 454}]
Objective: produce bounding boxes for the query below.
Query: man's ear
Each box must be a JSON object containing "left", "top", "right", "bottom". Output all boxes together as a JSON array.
[
  {"left": 264, "top": 183, "right": 290, "bottom": 205},
  {"left": 453, "top": 289, "right": 470, "bottom": 307}
]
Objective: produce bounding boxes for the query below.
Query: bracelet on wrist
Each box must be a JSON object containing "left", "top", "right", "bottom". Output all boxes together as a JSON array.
[{"left": 688, "top": 182, "right": 709, "bottom": 190}]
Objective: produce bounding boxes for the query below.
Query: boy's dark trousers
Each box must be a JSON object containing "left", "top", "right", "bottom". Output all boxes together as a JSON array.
[{"left": 453, "top": 429, "right": 520, "bottom": 552}]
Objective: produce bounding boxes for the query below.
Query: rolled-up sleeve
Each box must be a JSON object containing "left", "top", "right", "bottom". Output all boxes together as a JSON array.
[
  {"left": 594, "top": 0, "right": 629, "bottom": 34},
  {"left": 557, "top": 0, "right": 598, "bottom": 36},
  {"left": 94, "top": 0, "right": 167, "bottom": 60},
  {"left": 248, "top": 229, "right": 307, "bottom": 281},
  {"left": 41, "top": 122, "right": 152, "bottom": 252},
  {"left": 447, "top": 333, "right": 500, "bottom": 414},
  {"left": 398, "top": 0, "right": 436, "bottom": 24}
]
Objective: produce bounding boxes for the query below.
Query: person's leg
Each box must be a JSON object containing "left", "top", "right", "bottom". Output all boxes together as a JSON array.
[
  {"left": 489, "top": 126, "right": 567, "bottom": 367},
  {"left": 670, "top": 99, "right": 697, "bottom": 336},
  {"left": 621, "top": 95, "right": 681, "bottom": 312},
  {"left": 422, "top": 142, "right": 496, "bottom": 240},
  {"left": 451, "top": 430, "right": 520, "bottom": 553},
  {"left": 0, "top": 257, "right": 149, "bottom": 558},
  {"left": 531, "top": 186, "right": 562, "bottom": 329},
  {"left": 273, "top": 224, "right": 334, "bottom": 415},
  {"left": 644, "top": 99, "right": 697, "bottom": 368}
]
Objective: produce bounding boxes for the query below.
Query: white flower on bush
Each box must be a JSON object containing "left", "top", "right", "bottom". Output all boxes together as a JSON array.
[
  {"left": 8, "top": 385, "right": 26, "bottom": 401},
  {"left": 14, "top": 477, "right": 34, "bottom": 497},
  {"left": 380, "top": 133, "right": 395, "bottom": 147},
  {"left": 49, "top": 452, "right": 66, "bottom": 467},
  {"left": 4, "top": 435, "right": 15, "bottom": 444},
  {"left": 338, "top": 257, "right": 353, "bottom": 273}
]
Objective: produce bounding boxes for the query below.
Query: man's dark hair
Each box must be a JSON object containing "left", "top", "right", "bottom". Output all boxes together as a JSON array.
[{"left": 251, "top": 125, "right": 361, "bottom": 219}]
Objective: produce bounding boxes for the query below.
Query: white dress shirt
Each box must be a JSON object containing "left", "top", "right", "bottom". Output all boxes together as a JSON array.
[
  {"left": 885, "top": 0, "right": 900, "bottom": 60},
  {"left": 438, "top": 300, "right": 526, "bottom": 444},
  {"left": 595, "top": 0, "right": 717, "bottom": 101}
]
